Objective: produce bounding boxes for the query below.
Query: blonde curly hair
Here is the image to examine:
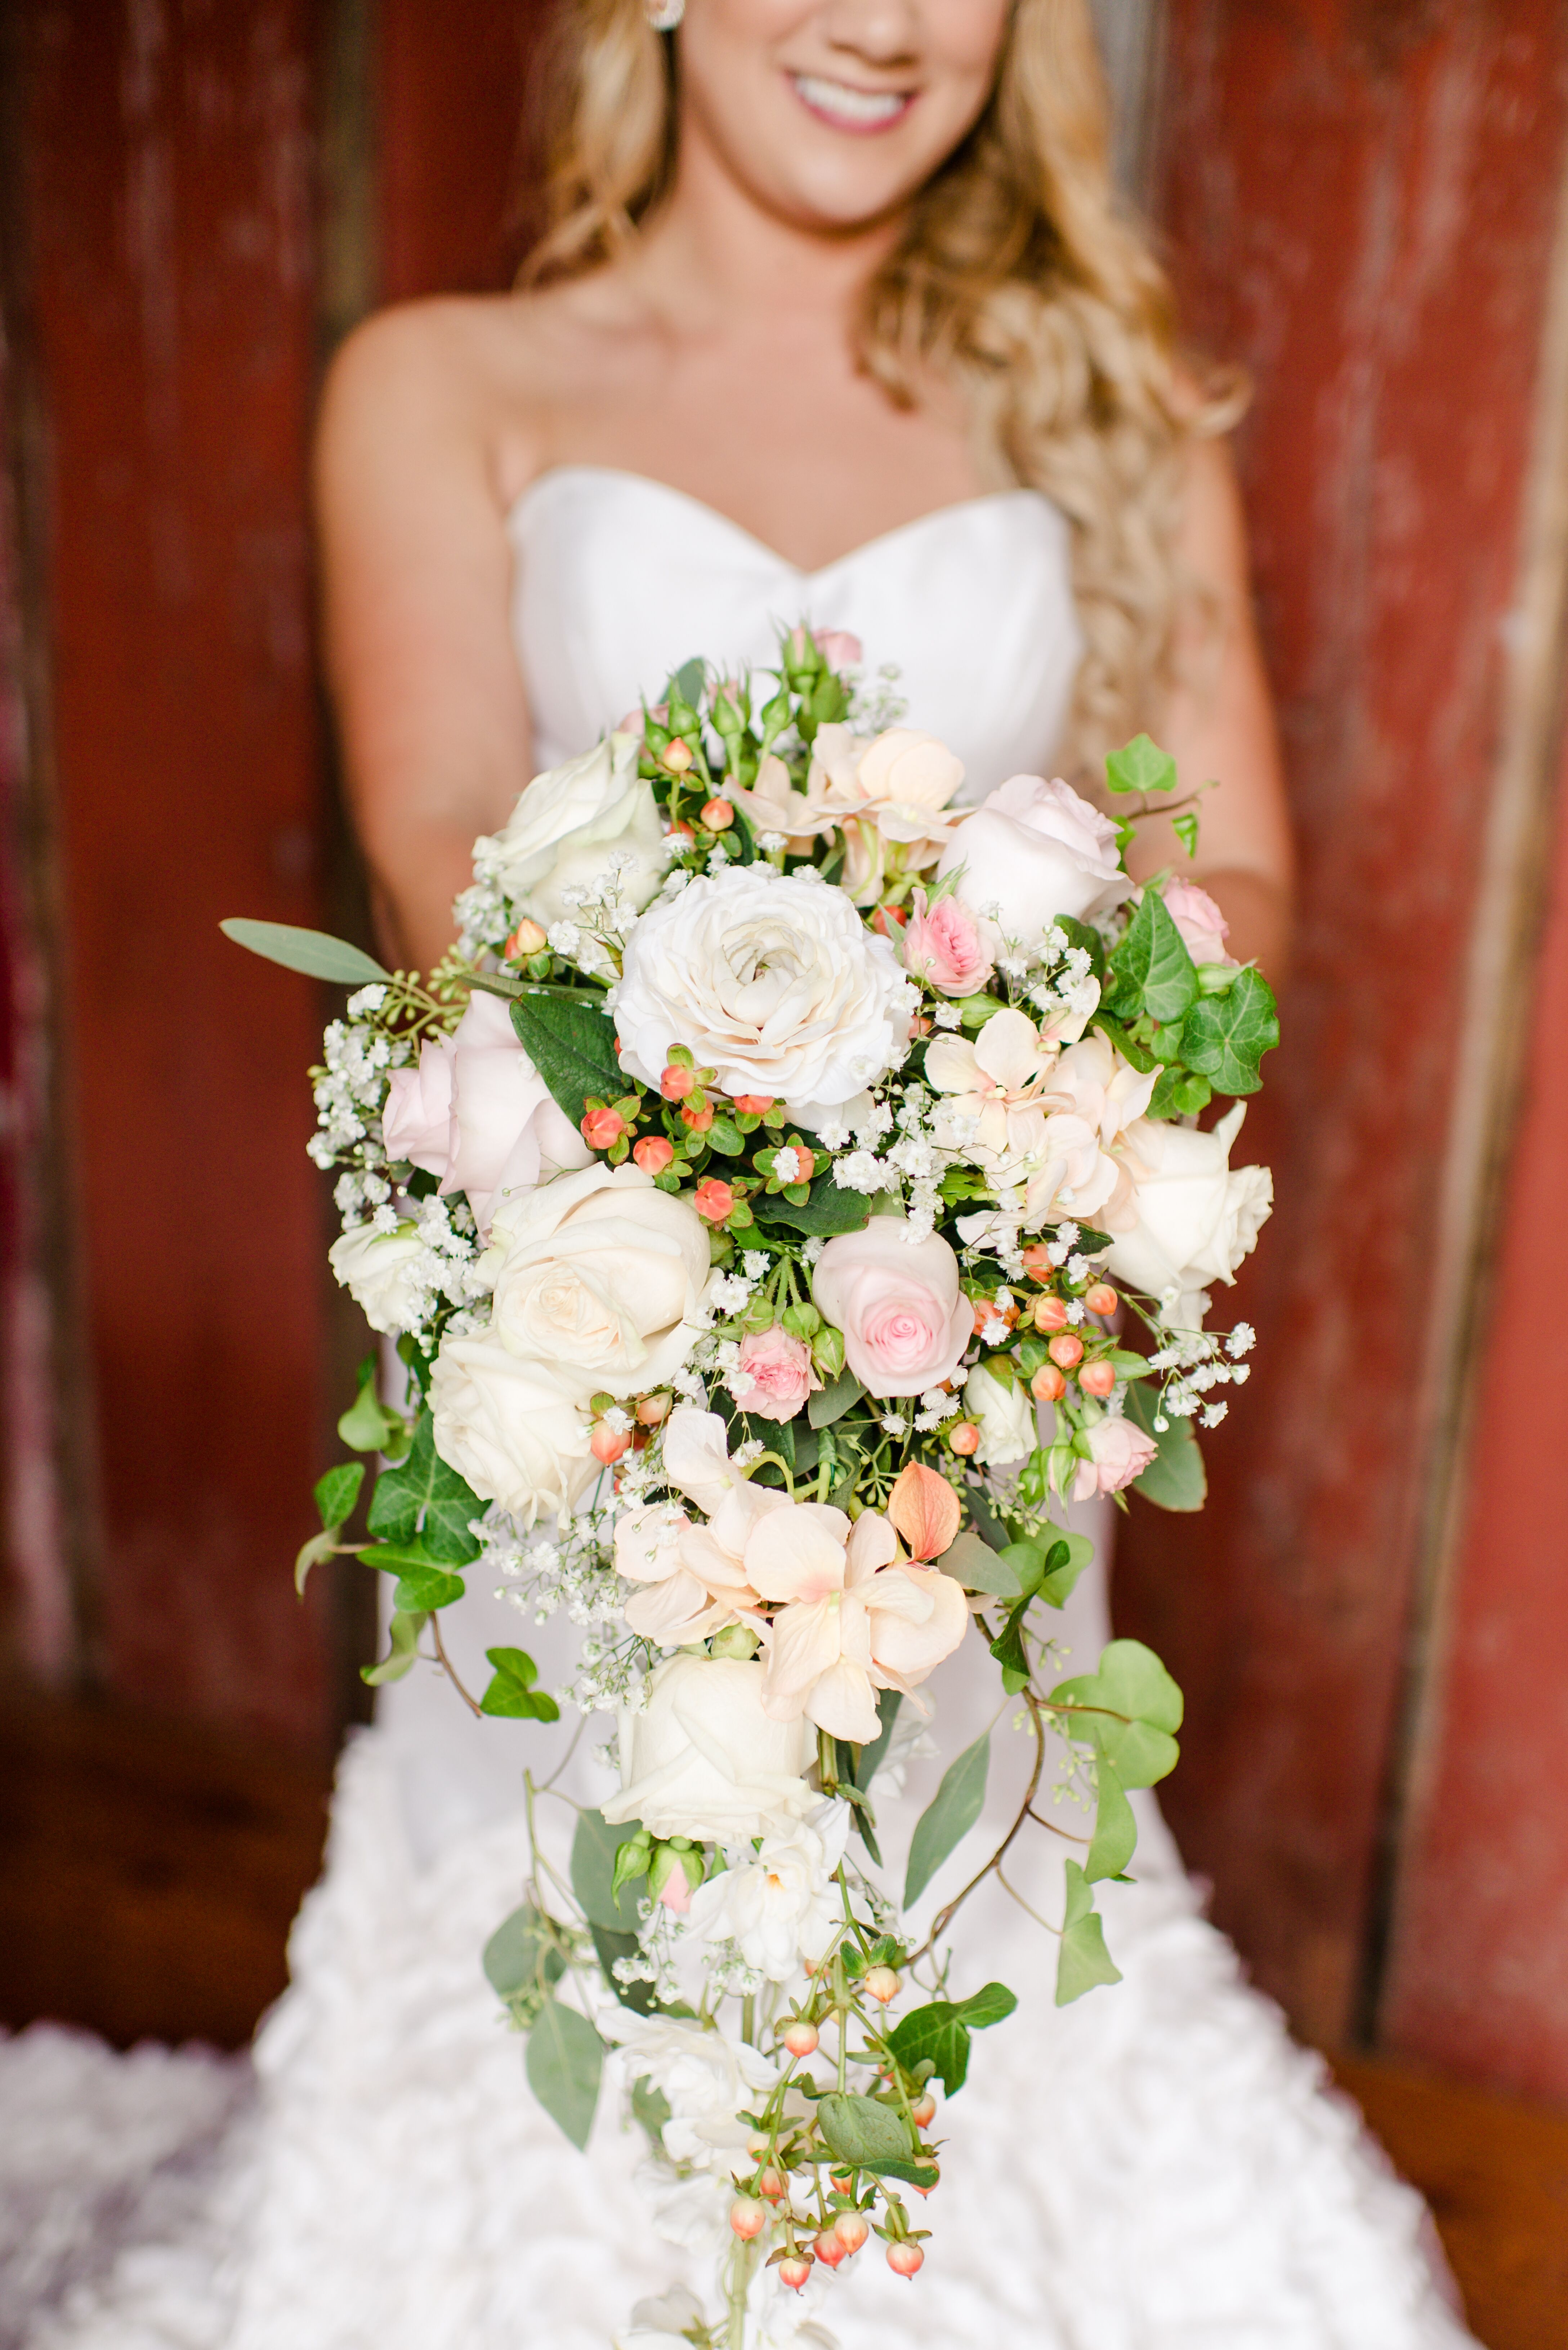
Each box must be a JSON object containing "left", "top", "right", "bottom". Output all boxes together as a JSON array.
[{"left": 524, "top": 0, "right": 1240, "bottom": 781}]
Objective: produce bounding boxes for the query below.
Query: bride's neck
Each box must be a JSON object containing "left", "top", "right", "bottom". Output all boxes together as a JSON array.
[{"left": 631, "top": 135, "right": 903, "bottom": 337}]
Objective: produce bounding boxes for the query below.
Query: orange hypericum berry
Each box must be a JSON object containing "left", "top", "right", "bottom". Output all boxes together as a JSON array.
[
  {"left": 1085, "top": 1281, "right": 1118, "bottom": 1315},
  {"left": 662, "top": 739, "right": 693, "bottom": 774},
  {"left": 694, "top": 1178, "right": 734, "bottom": 1224},
  {"left": 680, "top": 1100, "right": 714, "bottom": 1133},
  {"left": 863, "top": 1965, "right": 900, "bottom": 2004},
  {"left": 732, "top": 1093, "right": 774, "bottom": 1115},
  {"left": 1079, "top": 1359, "right": 1116, "bottom": 1398},
  {"left": 813, "top": 2229, "right": 848, "bottom": 2268},
  {"left": 590, "top": 1424, "right": 630, "bottom": 1464},
  {"left": 757, "top": 2167, "right": 786, "bottom": 2202},
  {"left": 948, "top": 1422, "right": 981, "bottom": 1457},
  {"left": 833, "top": 2209, "right": 870, "bottom": 2254},
  {"left": 778, "top": 2255, "right": 814, "bottom": 2292},
  {"left": 635, "top": 1392, "right": 672, "bottom": 1426},
  {"left": 781, "top": 2020, "right": 819, "bottom": 2058},
  {"left": 1033, "top": 1294, "right": 1070, "bottom": 1332},
  {"left": 910, "top": 2092, "right": 937, "bottom": 2128},
  {"left": 504, "top": 918, "right": 548, "bottom": 959},
  {"left": 700, "top": 796, "right": 734, "bottom": 830},
  {"left": 580, "top": 1105, "right": 625, "bottom": 1150},
  {"left": 729, "top": 2196, "right": 766, "bottom": 2240},
  {"left": 660, "top": 1063, "right": 696, "bottom": 1100},
  {"left": 1047, "top": 1332, "right": 1084, "bottom": 1369},
  {"left": 1031, "top": 1364, "right": 1067, "bottom": 1403},
  {"left": 887, "top": 2241, "right": 925, "bottom": 2278},
  {"left": 633, "top": 1135, "right": 675, "bottom": 1175}
]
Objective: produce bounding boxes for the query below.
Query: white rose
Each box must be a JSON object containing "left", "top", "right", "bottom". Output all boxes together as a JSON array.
[
  {"left": 609, "top": 868, "right": 915, "bottom": 1128},
  {"left": 428, "top": 1333, "right": 598, "bottom": 1526},
  {"left": 473, "top": 732, "right": 667, "bottom": 927},
  {"left": 688, "top": 1801, "right": 851, "bottom": 1982},
  {"left": 604, "top": 2009, "right": 777, "bottom": 2173},
  {"left": 937, "top": 773, "right": 1129, "bottom": 952},
  {"left": 962, "top": 1359, "right": 1036, "bottom": 1466},
  {"left": 327, "top": 1222, "right": 429, "bottom": 1337},
  {"left": 483, "top": 1163, "right": 714, "bottom": 1403},
  {"left": 602, "top": 1654, "right": 816, "bottom": 1844},
  {"left": 1105, "top": 1101, "right": 1274, "bottom": 1328}
]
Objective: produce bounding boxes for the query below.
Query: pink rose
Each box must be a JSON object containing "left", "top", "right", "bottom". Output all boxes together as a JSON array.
[
  {"left": 937, "top": 774, "right": 1128, "bottom": 951},
  {"left": 810, "top": 1217, "right": 972, "bottom": 1398},
  {"left": 383, "top": 1045, "right": 453, "bottom": 1174},
  {"left": 1161, "top": 878, "right": 1233, "bottom": 966},
  {"left": 901, "top": 887, "right": 994, "bottom": 998},
  {"left": 1073, "top": 1415, "right": 1158, "bottom": 1500},
  {"left": 735, "top": 1326, "right": 819, "bottom": 1423},
  {"left": 814, "top": 629, "right": 862, "bottom": 670}
]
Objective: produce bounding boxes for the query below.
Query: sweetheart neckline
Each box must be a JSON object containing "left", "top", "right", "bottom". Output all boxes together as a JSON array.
[{"left": 505, "top": 463, "right": 1051, "bottom": 582}]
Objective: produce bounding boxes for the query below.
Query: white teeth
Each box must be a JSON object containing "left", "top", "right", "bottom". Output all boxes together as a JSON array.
[{"left": 792, "top": 72, "right": 910, "bottom": 128}]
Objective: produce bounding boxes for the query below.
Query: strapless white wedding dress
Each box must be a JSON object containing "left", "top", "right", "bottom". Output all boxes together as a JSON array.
[{"left": 13, "top": 470, "right": 1474, "bottom": 2350}]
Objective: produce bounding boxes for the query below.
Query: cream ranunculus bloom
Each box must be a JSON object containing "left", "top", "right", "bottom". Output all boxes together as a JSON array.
[
  {"left": 472, "top": 732, "right": 667, "bottom": 928},
  {"left": 936, "top": 773, "right": 1129, "bottom": 953},
  {"left": 749, "top": 1503, "right": 969, "bottom": 1743},
  {"left": 428, "top": 1333, "right": 598, "bottom": 1526},
  {"left": 482, "top": 1163, "right": 715, "bottom": 1403},
  {"left": 327, "top": 1222, "right": 430, "bottom": 1337},
  {"left": 962, "top": 1360, "right": 1036, "bottom": 1467},
  {"left": 1105, "top": 1101, "right": 1274, "bottom": 1329},
  {"left": 610, "top": 868, "right": 916, "bottom": 1128},
  {"left": 603, "top": 1654, "right": 818, "bottom": 1845}
]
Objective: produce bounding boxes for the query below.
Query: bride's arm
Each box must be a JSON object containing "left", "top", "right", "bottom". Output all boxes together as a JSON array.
[
  {"left": 1124, "top": 435, "right": 1296, "bottom": 980},
  {"left": 314, "top": 304, "right": 537, "bottom": 975}
]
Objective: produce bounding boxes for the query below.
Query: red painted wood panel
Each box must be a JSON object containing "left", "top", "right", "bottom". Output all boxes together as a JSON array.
[
  {"left": 1117, "top": 0, "right": 1568, "bottom": 2044},
  {"left": 1382, "top": 706, "right": 1568, "bottom": 2101},
  {"left": 16, "top": 2, "right": 332, "bottom": 1747},
  {"left": 378, "top": 1, "right": 539, "bottom": 302}
]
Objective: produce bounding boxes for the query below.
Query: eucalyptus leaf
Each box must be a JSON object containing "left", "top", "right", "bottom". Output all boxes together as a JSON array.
[
  {"left": 1084, "top": 1753, "right": 1138, "bottom": 1883},
  {"left": 360, "top": 1608, "right": 426, "bottom": 1686},
  {"left": 219, "top": 917, "right": 392, "bottom": 987},
  {"left": 1104, "top": 733, "right": 1178, "bottom": 796},
  {"left": 1049, "top": 1639, "right": 1183, "bottom": 1789},
  {"left": 941, "top": 1529, "right": 1026, "bottom": 1598},
  {"left": 571, "top": 1808, "right": 647, "bottom": 1933},
  {"left": 1056, "top": 1861, "right": 1123, "bottom": 2004},
  {"left": 525, "top": 1998, "right": 603, "bottom": 2150},
  {"left": 366, "top": 1413, "right": 482, "bottom": 1562},
  {"left": 508, "top": 993, "right": 622, "bottom": 1129},
  {"left": 1179, "top": 966, "right": 1279, "bottom": 1096},
  {"left": 483, "top": 1900, "right": 566, "bottom": 2003},
  {"left": 480, "top": 1646, "right": 560, "bottom": 1721},
  {"left": 1124, "top": 1379, "right": 1206, "bottom": 1512},
  {"left": 808, "top": 1368, "right": 866, "bottom": 1428},
  {"left": 313, "top": 1461, "right": 364, "bottom": 1532},
  {"left": 816, "top": 2091, "right": 917, "bottom": 2169},
  {"left": 904, "top": 1731, "right": 990, "bottom": 1906}
]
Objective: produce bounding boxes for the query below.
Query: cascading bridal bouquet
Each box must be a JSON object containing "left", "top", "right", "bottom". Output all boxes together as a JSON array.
[{"left": 227, "top": 626, "right": 1277, "bottom": 2350}]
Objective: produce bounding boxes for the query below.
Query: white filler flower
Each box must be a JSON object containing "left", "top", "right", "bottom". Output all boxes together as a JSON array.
[
  {"left": 688, "top": 1800, "right": 851, "bottom": 1981},
  {"left": 610, "top": 867, "right": 915, "bottom": 1128}
]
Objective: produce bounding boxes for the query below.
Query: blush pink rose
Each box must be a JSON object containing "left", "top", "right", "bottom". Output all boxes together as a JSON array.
[
  {"left": 383, "top": 1045, "right": 454, "bottom": 1174},
  {"left": 810, "top": 1217, "right": 972, "bottom": 1398},
  {"left": 901, "top": 887, "right": 993, "bottom": 998},
  {"left": 814, "top": 629, "right": 863, "bottom": 670},
  {"left": 736, "top": 1327, "right": 819, "bottom": 1422},
  {"left": 1072, "top": 1415, "right": 1158, "bottom": 1500},
  {"left": 1161, "top": 878, "right": 1233, "bottom": 966}
]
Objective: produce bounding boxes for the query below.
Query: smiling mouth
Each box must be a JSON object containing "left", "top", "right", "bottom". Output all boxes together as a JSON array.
[{"left": 789, "top": 72, "right": 916, "bottom": 134}]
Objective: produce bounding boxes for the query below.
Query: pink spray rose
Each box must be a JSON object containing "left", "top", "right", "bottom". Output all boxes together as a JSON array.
[
  {"left": 810, "top": 1216, "right": 972, "bottom": 1398},
  {"left": 735, "top": 1327, "right": 820, "bottom": 1422},
  {"left": 1072, "top": 1415, "right": 1158, "bottom": 1500},
  {"left": 813, "top": 629, "right": 863, "bottom": 670},
  {"left": 901, "top": 887, "right": 994, "bottom": 998},
  {"left": 1161, "top": 878, "right": 1234, "bottom": 966},
  {"left": 382, "top": 1045, "right": 454, "bottom": 1174}
]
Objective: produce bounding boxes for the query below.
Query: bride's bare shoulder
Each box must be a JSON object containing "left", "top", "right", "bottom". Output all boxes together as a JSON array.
[{"left": 315, "top": 278, "right": 652, "bottom": 509}]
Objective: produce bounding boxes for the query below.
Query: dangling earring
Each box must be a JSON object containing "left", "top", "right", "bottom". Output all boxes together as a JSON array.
[{"left": 645, "top": 0, "right": 684, "bottom": 27}]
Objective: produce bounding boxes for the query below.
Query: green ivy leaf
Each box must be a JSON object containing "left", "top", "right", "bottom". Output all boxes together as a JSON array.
[
  {"left": 366, "top": 1413, "right": 482, "bottom": 1563},
  {"left": 956, "top": 1980, "right": 1018, "bottom": 2029},
  {"left": 293, "top": 1528, "right": 339, "bottom": 1596},
  {"left": 808, "top": 1368, "right": 867, "bottom": 1429},
  {"left": 483, "top": 1900, "right": 566, "bottom": 2003},
  {"left": 1056, "top": 1860, "right": 1124, "bottom": 2004},
  {"left": 1049, "top": 1639, "right": 1184, "bottom": 1789},
  {"left": 313, "top": 1461, "right": 364, "bottom": 1532},
  {"left": 988, "top": 1597, "right": 1031, "bottom": 1687},
  {"left": 525, "top": 1998, "right": 603, "bottom": 2150},
  {"left": 750, "top": 1173, "right": 872, "bottom": 1237},
  {"left": 904, "top": 1732, "right": 990, "bottom": 1906},
  {"left": 360, "top": 1608, "right": 426, "bottom": 1686},
  {"left": 480, "top": 1646, "right": 561, "bottom": 1721},
  {"left": 1123, "top": 1379, "right": 1207, "bottom": 1512},
  {"left": 1084, "top": 1753, "right": 1138, "bottom": 1883},
  {"left": 219, "top": 917, "right": 391, "bottom": 987},
  {"left": 1179, "top": 967, "right": 1279, "bottom": 1096},
  {"left": 886, "top": 2002, "right": 973, "bottom": 2095},
  {"left": 1172, "top": 808, "right": 1201, "bottom": 859},
  {"left": 337, "top": 1356, "right": 406, "bottom": 1455},
  {"left": 1106, "top": 889, "right": 1199, "bottom": 1028},
  {"left": 508, "top": 993, "right": 623, "bottom": 1130},
  {"left": 1088, "top": 1010, "right": 1157, "bottom": 1072},
  {"left": 1036, "top": 1530, "right": 1095, "bottom": 1609},
  {"left": 362, "top": 1546, "right": 467, "bottom": 1614},
  {"left": 816, "top": 2091, "right": 917, "bottom": 2170},
  {"left": 1147, "top": 1064, "right": 1213, "bottom": 1120},
  {"left": 1104, "top": 733, "right": 1178, "bottom": 796},
  {"left": 571, "top": 1809, "right": 647, "bottom": 1933}
]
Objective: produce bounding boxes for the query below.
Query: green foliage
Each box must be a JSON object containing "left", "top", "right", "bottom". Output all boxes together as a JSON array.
[
  {"left": 366, "top": 1412, "right": 482, "bottom": 1563},
  {"left": 885, "top": 1982, "right": 1018, "bottom": 2095},
  {"left": 1123, "top": 1380, "right": 1207, "bottom": 1512},
  {"left": 508, "top": 993, "right": 622, "bottom": 1129},
  {"left": 941, "top": 1529, "right": 1026, "bottom": 1598},
  {"left": 337, "top": 1356, "right": 406, "bottom": 1455},
  {"left": 590, "top": 1925, "right": 656, "bottom": 2014},
  {"left": 1056, "top": 1861, "right": 1123, "bottom": 2005},
  {"left": 313, "top": 1462, "right": 364, "bottom": 1532},
  {"left": 631, "top": 2075, "right": 671, "bottom": 2149},
  {"left": 904, "top": 1732, "right": 990, "bottom": 1906},
  {"left": 1088, "top": 1009, "right": 1157, "bottom": 1072},
  {"left": 751, "top": 1173, "right": 872, "bottom": 1237},
  {"left": 1105, "top": 889, "right": 1200, "bottom": 1030},
  {"left": 363, "top": 1540, "right": 467, "bottom": 1614},
  {"left": 219, "top": 917, "right": 391, "bottom": 987},
  {"left": 1084, "top": 1755, "right": 1138, "bottom": 1883},
  {"left": 293, "top": 1528, "right": 337, "bottom": 1596},
  {"left": 360, "top": 1608, "right": 426, "bottom": 1686},
  {"left": 571, "top": 1808, "right": 647, "bottom": 1933},
  {"left": 1172, "top": 808, "right": 1201, "bottom": 859},
  {"left": 1180, "top": 967, "right": 1279, "bottom": 1095},
  {"left": 525, "top": 1998, "right": 603, "bottom": 2150},
  {"left": 1049, "top": 1639, "right": 1183, "bottom": 1790},
  {"left": 816, "top": 2091, "right": 918, "bottom": 2171},
  {"left": 807, "top": 1367, "right": 866, "bottom": 1428},
  {"left": 1105, "top": 734, "right": 1178, "bottom": 797},
  {"left": 1053, "top": 914, "right": 1105, "bottom": 982},
  {"left": 1147, "top": 1064, "right": 1213, "bottom": 1120},
  {"left": 852, "top": 1688, "right": 902, "bottom": 1789},
  {"left": 1036, "top": 1530, "right": 1095, "bottom": 1607},
  {"left": 988, "top": 1598, "right": 1031, "bottom": 1691},
  {"left": 479, "top": 1647, "right": 560, "bottom": 1721},
  {"left": 483, "top": 1900, "right": 566, "bottom": 2006}
]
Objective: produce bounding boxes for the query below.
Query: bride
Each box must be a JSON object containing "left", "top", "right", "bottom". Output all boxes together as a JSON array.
[{"left": 28, "top": 3, "right": 1473, "bottom": 2346}]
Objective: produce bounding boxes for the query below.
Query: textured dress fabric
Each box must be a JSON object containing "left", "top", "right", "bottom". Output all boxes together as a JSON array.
[{"left": 8, "top": 474, "right": 1476, "bottom": 2350}]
